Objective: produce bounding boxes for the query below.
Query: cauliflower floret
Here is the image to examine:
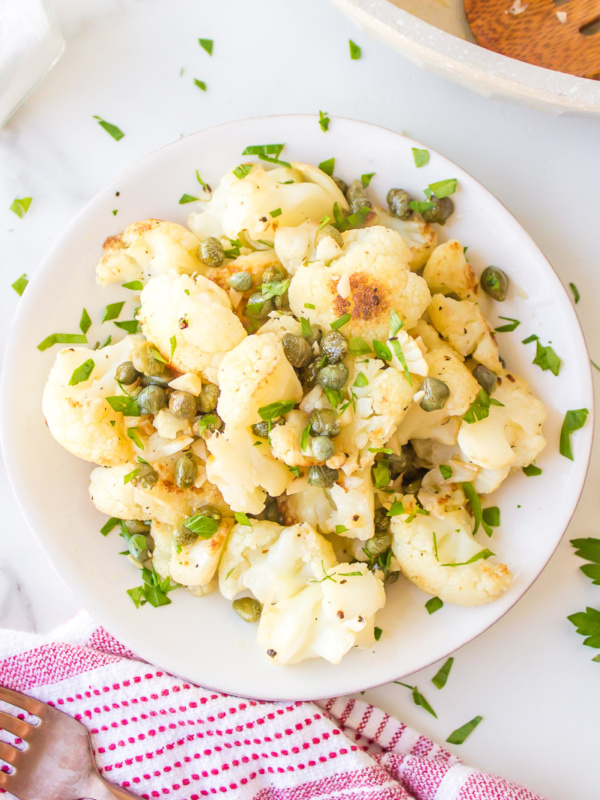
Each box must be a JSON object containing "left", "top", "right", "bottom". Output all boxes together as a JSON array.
[
  {"left": 206, "top": 428, "right": 292, "bottom": 514},
  {"left": 89, "top": 463, "right": 227, "bottom": 526},
  {"left": 258, "top": 313, "right": 303, "bottom": 340},
  {"left": 391, "top": 501, "right": 512, "bottom": 605},
  {"left": 274, "top": 220, "right": 343, "bottom": 276},
  {"left": 428, "top": 295, "right": 502, "bottom": 372},
  {"left": 422, "top": 240, "right": 478, "bottom": 300},
  {"left": 151, "top": 518, "right": 230, "bottom": 591},
  {"left": 336, "top": 356, "right": 416, "bottom": 474},
  {"left": 257, "top": 562, "right": 386, "bottom": 665},
  {"left": 152, "top": 409, "right": 192, "bottom": 440},
  {"left": 289, "top": 226, "right": 431, "bottom": 342},
  {"left": 188, "top": 163, "right": 347, "bottom": 246},
  {"left": 269, "top": 409, "right": 316, "bottom": 467},
  {"left": 216, "top": 332, "right": 302, "bottom": 427},
  {"left": 95, "top": 219, "right": 203, "bottom": 287},
  {"left": 42, "top": 336, "right": 140, "bottom": 466},
  {"left": 138, "top": 271, "right": 246, "bottom": 383},
  {"left": 371, "top": 209, "right": 437, "bottom": 271},
  {"left": 458, "top": 371, "right": 546, "bottom": 471},
  {"left": 218, "top": 520, "right": 285, "bottom": 598}
]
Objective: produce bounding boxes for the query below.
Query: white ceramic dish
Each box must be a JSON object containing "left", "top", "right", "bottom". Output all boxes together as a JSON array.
[
  {"left": 330, "top": 0, "right": 600, "bottom": 116},
  {"left": 1, "top": 115, "right": 593, "bottom": 700}
]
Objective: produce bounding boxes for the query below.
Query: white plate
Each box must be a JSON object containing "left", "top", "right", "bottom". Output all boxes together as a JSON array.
[{"left": 1, "top": 116, "right": 593, "bottom": 700}]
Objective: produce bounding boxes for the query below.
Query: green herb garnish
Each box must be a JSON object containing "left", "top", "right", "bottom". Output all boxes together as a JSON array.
[
  {"left": 428, "top": 178, "right": 457, "bottom": 198},
  {"left": 269, "top": 207, "right": 283, "bottom": 218},
  {"left": 234, "top": 512, "right": 252, "bottom": 527},
  {"left": 318, "top": 110, "right": 330, "bottom": 132},
  {"left": 387, "top": 499, "right": 405, "bottom": 517},
  {"left": 348, "top": 337, "right": 372, "bottom": 356},
  {"left": 523, "top": 463, "right": 542, "bottom": 476},
  {"left": 114, "top": 320, "right": 140, "bottom": 334},
  {"left": 361, "top": 172, "right": 375, "bottom": 187},
  {"left": 372, "top": 460, "right": 390, "bottom": 489},
  {"left": 122, "top": 280, "right": 143, "bottom": 291},
  {"left": 372, "top": 339, "right": 392, "bottom": 361},
  {"left": 300, "top": 317, "right": 312, "bottom": 339},
  {"left": 409, "top": 200, "right": 435, "bottom": 214},
  {"left": 10, "top": 197, "right": 32, "bottom": 218},
  {"left": 446, "top": 716, "right": 483, "bottom": 744},
  {"left": 461, "top": 482, "right": 482, "bottom": 534},
  {"left": 442, "top": 549, "right": 494, "bottom": 567},
  {"left": 432, "top": 657, "right": 454, "bottom": 688},
  {"left": 494, "top": 316, "right": 520, "bottom": 333},
  {"left": 194, "top": 78, "right": 207, "bottom": 91},
  {"left": 37, "top": 333, "right": 88, "bottom": 352},
  {"left": 179, "top": 193, "right": 199, "bottom": 204},
  {"left": 93, "top": 116, "right": 124, "bottom": 141},
  {"left": 349, "top": 39, "right": 362, "bottom": 59},
  {"left": 196, "top": 413, "right": 219, "bottom": 435},
  {"left": 374, "top": 627, "right": 383, "bottom": 641},
  {"left": 425, "top": 597, "right": 443, "bottom": 615},
  {"left": 390, "top": 338, "right": 412, "bottom": 386},
  {"left": 353, "top": 372, "right": 369, "bottom": 388},
  {"left": 127, "top": 427, "right": 145, "bottom": 450},
  {"left": 11, "top": 273, "right": 28, "bottom": 295},
  {"left": 198, "top": 38, "right": 213, "bottom": 55},
  {"left": 106, "top": 395, "right": 140, "bottom": 416},
  {"left": 319, "top": 157, "right": 335, "bottom": 176},
  {"left": 560, "top": 408, "right": 589, "bottom": 460},
  {"left": 569, "top": 282, "right": 580, "bottom": 304},
  {"left": 394, "top": 681, "right": 437, "bottom": 718},
  {"left": 412, "top": 148, "right": 430, "bottom": 168},
  {"left": 331, "top": 313, "right": 351, "bottom": 330},
  {"left": 233, "top": 163, "right": 253, "bottom": 180},
  {"left": 571, "top": 538, "right": 600, "bottom": 585},
  {"left": 127, "top": 566, "right": 179, "bottom": 609},
  {"left": 184, "top": 513, "right": 220, "bottom": 538},
  {"left": 69, "top": 359, "right": 95, "bottom": 386},
  {"left": 102, "top": 301, "right": 125, "bottom": 323},
  {"left": 242, "top": 143, "right": 290, "bottom": 168},
  {"left": 262, "top": 279, "right": 290, "bottom": 300},
  {"left": 258, "top": 400, "right": 296, "bottom": 421},
  {"left": 568, "top": 607, "right": 600, "bottom": 662},
  {"left": 100, "top": 517, "right": 120, "bottom": 536}
]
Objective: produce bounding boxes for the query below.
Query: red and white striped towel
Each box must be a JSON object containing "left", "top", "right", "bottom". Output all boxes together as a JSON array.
[{"left": 0, "top": 613, "right": 544, "bottom": 800}]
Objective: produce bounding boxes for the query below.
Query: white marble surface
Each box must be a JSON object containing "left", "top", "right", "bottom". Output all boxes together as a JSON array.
[{"left": 0, "top": 0, "right": 599, "bottom": 797}]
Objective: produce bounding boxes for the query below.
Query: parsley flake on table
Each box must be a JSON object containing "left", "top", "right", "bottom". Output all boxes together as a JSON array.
[
  {"left": 11, "top": 273, "right": 28, "bottom": 295},
  {"left": 318, "top": 110, "right": 330, "bottom": 132},
  {"left": 569, "top": 282, "right": 580, "bottom": 303},
  {"left": 431, "top": 656, "right": 454, "bottom": 688},
  {"left": 446, "top": 715, "right": 483, "bottom": 744},
  {"left": 101, "top": 301, "right": 125, "bottom": 323},
  {"left": 37, "top": 332, "right": 88, "bottom": 351},
  {"left": 571, "top": 537, "right": 600, "bottom": 585},
  {"left": 567, "top": 607, "right": 600, "bottom": 662},
  {"left": 194, "top": 78, "right": 207, "bottom": 92},
  {"left": 559, "top": 408, "right": 589, "bottom": 460},
  {"left": 114, "top": 319, "right": 140, "bottom": 334},
  {"left": 93, "top": 116, "right": 125, "bottom": 141},
  {"left": 198, "top": 38, "right": 213, "bottom": 55},
  {"left": 318, "top": 157, "right": 335, "bottom": 176},
  {"left": 179, "top": 193, "right": 199, "bottom": 204},
  {"left": 394, "top": 681, "right": 438, "bottom": 718},
  {"left": 349, "top": 39, "right": 362, "bottom": 59},
  {"left": 412, "top": 148, "right": 430, "bottom": 167},
  {"left": 10, "top": 197, "right": 32, "bottom": 218},
  {"left": 425, "top": 596, "right": 443, "bottom": 614}
]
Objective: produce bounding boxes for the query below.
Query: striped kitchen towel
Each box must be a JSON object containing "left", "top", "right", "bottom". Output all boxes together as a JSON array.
[{"left": 0, "top": 613, "right": 545, "bottom": 800}]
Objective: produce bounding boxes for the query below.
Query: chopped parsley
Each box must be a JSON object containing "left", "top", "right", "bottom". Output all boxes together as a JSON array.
[
  {"left": 571, "top": 537, "right": 600, "bottom": 586},
  {"left": 288, "top": 465, "right": 302, "bottom": 477},
  {"left": 196, "top": 413, "right": 219, "bottom": 435},
  {"left": 100, "top": 517, "right": 120, "bottom": 536},
  {"left": 368, "top": 447, "right": 393, "bottom": 454},
  {"left": 69, "top": 359, "right": 95, "bottom": 386},
  {"left": 233, "top": 163, "right": 253, "bottom": 180},
  {"left": 335, "top": 524, "right": 348, "bottom": 534},
  {"left": 494, "top": 316, "right": 520, "bottom": 333},
  {"left": 521, "top": 334, "right": 561, "bottom": 376},
  {"left": 372, "top": 339, "right": 392, "bottom": 361},
  {"left": 331, "top": 313, "right": 351, "bottom": 330},
  {"left": 269, "top": 207, "right": 283, "bottom": 218},
  {"left": 431, "top": 656, "right": 454, "bottom": 688},
  {"left": 349, "top": 39, "right": 362, "bottom": 59},
  {"left": 37, "top": 332, "right": 87, "bottom": 351},
  {"left": 242, "top": 143, "right": 290, "bottom": 168},
  {"left": 409, "top": 200, "right": 435, "bottom": 214},
  {"left": 354, "top": 372, "right": 369, "bottom": 388},
  {"left": 569, "top": 282, "right": 580, "bottom": 304},
  {"left": 387, "top": 499, "right": 405, "bottom": 517},
  {"left": 301, "top": 423, "right": 311, "bottom": 451},
  {"left": 482, "top": 506, "right": 501, "bottom": 528},
  {"left": 439, "top": 464, "right": 453, "bottom": 480},
  {"left": 394, "top": 681, "right": 437, "bottom": 718},
  {"left": 446, "top": 716, "right": 483, "bottom": 745},
  {"left": 127, "top": 566, "right": 179, "bottom": 609},
  {"left": 127, "top": 427, "right": 145, "bottom": 450},
  {"left": 304, "top": 302, "right": 316, "bottom": 310},
  {"left": 234, "top": 512, "right": 252, "bottom": 527},
  {"left": 11, "top": 273, "right": 28, "bottom": 295},
  {"left": 428, "top": 178, "right": 457, "bottom": 198},
  {"left": 102, "top": 301, "right": 125, "bottom": 323},
  {"left": 389, "top": 309, "right": 403, "bottom": 337},
  {"left": 559, "top": 408, "right": 589, "bottom": 460},
  {"left": 179, "top": 193, "right": 199, "bottom": 204},
  {"left": 122, "top": 280, "right": 143, "bottom": 291},
  {"left": 258, "top": 400, "right": 296, "bottom": 421},
  {"left": 442, "top": 549, "right": 494, "bottom": 567},
  {"left": 318, "top": 110, "right": 330, "bottom": 132},
  {"left": 372, "top": 460, "right": 390, "bottom": 489},
  {"left": 461, "top": 482, "right": 482, "bottom": 534},
  {"left": 198, "top": 38, "right": 213, "bottom": 55},
  {"left": 318, "top": 157, "right": 335, "bottom": 176},
  {"left": 106, "top": 395, "right": 140, "bottom": 416},
  {"left": 463, "top": 389, "right": 504, "bottom": 424},
  {"left": 170, "top": 335, "right": 177, "bottom": 360},
  {"left": 425, "top": 596, "right": 443, "bottom": 615},
  {"left": 114, "top": 320, "right": 140, "bottom": 334},
  {"left": 374, "top": 627, "right": 383, "bottom": 641},
  {"left": 184, "top": 512, "right": 219, "bottom": 538},
  {"left": 523, "top": 463, "right": 542, "bottom": 476},
  {"left": 412, "top": 148, "right": 430, "bottom": 167},
  {"left": 193, "top": 79, "right": 207, "bottom": 92},
  {"left": 390, "top": 338, "right": 412, "bottom": 386},
  {"left": 93, "top": 116, "right": 124, "bottom": 141},
  {"left": 332, "top": 201, "right": 370, "bottom": 232},
  {"left": 348, "top": 337, "right": 372, "bottom": 356},
  {"left": 300, "top": 317, "right": 312, "bottom": 339},
  {"left": 10, "top": 197, "right": 32, "bottom": 218},
  {"left": 361, "top": 172, "right": 375, "bottom": 187},
  {"left": 261, "top": 279, "right": 290, "bottom": 300}
]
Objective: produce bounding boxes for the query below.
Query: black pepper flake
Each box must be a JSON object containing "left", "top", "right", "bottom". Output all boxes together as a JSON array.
[
  {"left": 337, "top": 610, "right": 345, "bottom": 619},
  {"left": 352, "top": 514, "right": 359, "bottom": 521},
  {"left": 507, "top": 373, "right": 515, "bottom": 382},
  {"left": 259, "top": 216, "right": 267, "bottom": 222},
  {"left": 358, "top": 615, "right": 364, "bottom": 622},
  {"left": 267, "top": 649, "right": 277, "bottom": 658},
  {"left": 340, "top": 579, "right": 347, "bottom": 584}
]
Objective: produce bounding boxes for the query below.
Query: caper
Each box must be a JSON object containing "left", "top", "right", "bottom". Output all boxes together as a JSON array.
[
  {"left": 282, "top": 333, "right": 313, "bottom": 368},
  {"left": 402, "top": 467, "right": 427, "bottom": 495},
  {"left": 116, "top": 361, "right": 140, "bottom": 386},
  {"left": 251, "top": 416, "right": 285, "bottom": 438},
  {"left": 263, "top": 497, "right": 284, "bottom": 524},
  {"left": 132, "top": 342, "right": 171, "bottom": 380},
  {"left": 137, "top": 384, "right": 167, "bottom": 415},
  {"left": 300, "top": 359, "right": 322, "bottom": 390},
  {"left": 133, "top": 463, "right": 158, "bottom": 489},
  {"left": 308, "top": 408, "right": 340, "bottom": 438},
  {"left": 228, "top": 271, "right": 253, "bottom": 292},
  {"left": 232, "top": 597, "right": 262, "bottom": 623},
  {"left": 306, "top": 324, "right": 323, "bottom": 345},
  {"left": 364, "top": 530, "right": 392, "bottom": 560},
  {"left": 261, "top": 264, "right": 287, "bottom": 284},
  {"left": 123, "top": 519, "right": 151, "bottom": 535},
  {"left": 307, "top": 465, "right": 339, "bottom": 488},
  {"left": 197, "top": 382, "right": 219, "bottom": 414},
  {"left": 128, "top": 533, "right": 150, "bottom": 563},
  {"left": 387, "top": 188, "right": 413, "bottom": 220},
  {"left": 311, "top": 435, "right": 334, "bottom": 462},
  {"left": 273, "top": 290, "right": 289, "bottom": 310},
  {"left": 388, "top": 452, "right": 408, "bottom": 477},
  {"left": 197, "top": 504, "right": 221, "bottom": 520},
  {"left": 480, "top": 266, "right": 509, "bottom": 302},
  {"left": 169, "top": 390, "right": 197, "bottom": 419},
  {"left": 385, "top": 571, "right": 400, "bottom": 586},
  {"left": 197, "top": 413, "right": 222, "bottom": 432},
  {"left": 317, "top": 363, "right": 349, "bottom": 391},
  {"left": 473, "top": 364, "right": 498, "bottom": 395},
  {"left": 174, "top": 524, "right": 198, "bottom": 549},
  {"left": 333, "top": 176, "right": 348, "bottom": 195},
  {"left": 140, "top": 371, "right": 175, "bottom": 388},
  {"left": 421, "top": 196, "right": 454, "bottom": 225},
  {"left": 419, "top": 376, "right": 450, "bottom": 412},
  {"left": 320, "top": 330, "right": 349, "bottom": 364},
  {"left": 374, "top": 506, "right": 391, "bottom": 533},
  {"left": 315, "top": 223, "right": 343, "bottom": 248},
  {"left": 198, "top": 236, "right": 224, "bottom": 267},
  {"left": 246, "top": 292, "right": 274, "bottom": 319},
  {"left": 346, "top": 179, "right": 372, "bottom": 214},
  {"left": 175, "top": 453, "right": 197, "bottom": 488}
]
